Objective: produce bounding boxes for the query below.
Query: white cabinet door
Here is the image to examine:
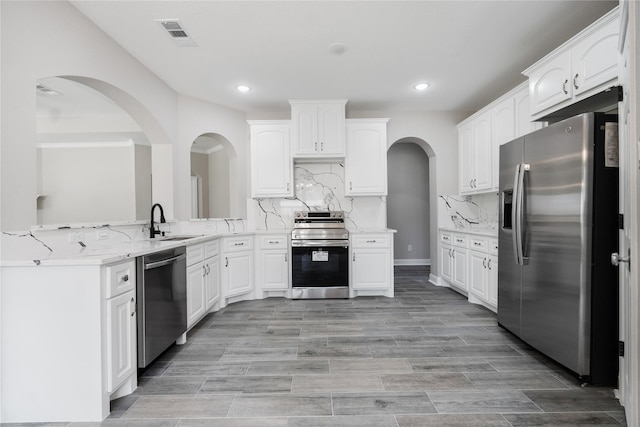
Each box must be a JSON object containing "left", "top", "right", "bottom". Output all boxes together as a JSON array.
[
  {"left": 572, "top": 14, "right": 619, "bottom": 96},
  {"left": 261, "top": 251, "right": 289, "bottom": 290},
  {"left": 106, "top": 290, "right": 136, "bottom": 393},
  {"left": 352, "top": 249, "right": 391, "bottom": 290},
  {"left": 487, "top": 255, "right": 498, "bottom": 308},
  {"left": 458, "top": 122, "right": 474, "bottom": 194},
  {"left": 249, "top": 122, "right": 293, "bottom": 198},
  {"left": 291, "top": 101, "right": 346, "bottom": 157},
  {"left": 205, "top": 255, "right": 220, "bottom": 309},
  {"left": 491, "top": 97, "right": 515, "bottom": 190},
  {"left": 440, "top": 244, "right": 453, "bottom": 284},
  {"left": 452, "top": 248, "right": 467, "bottom": 291},
  {"left": 345, "top": 119, "right": 388, "bottom": 195},
  {"left": 223, "top": 251, "right": 254, "bottom": 298},
  {"left": 468, "top": 251, "right": 488, "bottom": 302},
  {"left": 473, "top": 112, "right": 492, "bottom": 192},
  {"left": 317, "top": 103, "right": 345, "bottom": 156},
  {"left": 528, "top": 50, "right": 573, "bottom": 116},
  {"left": 186, "top": 262, "right": 206, "bottom": 328}
]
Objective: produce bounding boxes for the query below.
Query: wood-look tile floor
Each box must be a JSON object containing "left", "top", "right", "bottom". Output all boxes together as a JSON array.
[{"left": 44, "top": 266, "right": 629, "bottom": 426}]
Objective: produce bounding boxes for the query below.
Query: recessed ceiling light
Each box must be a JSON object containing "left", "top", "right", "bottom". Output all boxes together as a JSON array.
[
  {"left": 414, "top": 82, "right": 430, "bottom": 91},
  {"left": 328, "top": 42, "right": 347, "bottom": 55},
  {"left": 236, "top": 84, "right": 251, "bottom": 93}
]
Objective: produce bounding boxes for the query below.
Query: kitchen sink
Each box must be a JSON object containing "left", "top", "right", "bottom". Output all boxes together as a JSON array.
[{"left": 160, "top": 235, "right": 200, "bottom": 241}]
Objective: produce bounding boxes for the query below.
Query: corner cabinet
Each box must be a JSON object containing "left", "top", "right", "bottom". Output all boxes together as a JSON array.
[
  {"left": 350, "top": 232, "right": 394, "bottom": 298},
  {"left": 523, "top": 7, "right": 619, "bottom": 120},
  {"left": 249, "top": 121, "right": 293, "bottom": 198},
  {"left": 290, "top": 100, "right": 346, "bottom": 157},
  {"left": 345, "top": 119, "right": 389, "bottom": 196}
]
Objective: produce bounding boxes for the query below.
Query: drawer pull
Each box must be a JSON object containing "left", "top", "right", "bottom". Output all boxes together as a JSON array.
[
  {"left": 234, "top": 242, "right": 244, "bottom": 246},
  {"left": 122, "top": 274, "right": 129, "bottom": 282},
  {"left": 366, "top": 240, "right": 376, "bottom": 243}
]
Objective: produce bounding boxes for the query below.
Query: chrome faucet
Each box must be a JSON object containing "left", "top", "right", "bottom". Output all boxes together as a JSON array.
[{"left": 149, "top": 203, "right": 166, "bottom": 238}]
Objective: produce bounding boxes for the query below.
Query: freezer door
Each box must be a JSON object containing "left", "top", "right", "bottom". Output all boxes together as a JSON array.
[
  {"left": 520, "top": 113, "right": 593, "bottom": 376},
  {"left": 497, "top": 137, "right": 524, "bottom": 336}
]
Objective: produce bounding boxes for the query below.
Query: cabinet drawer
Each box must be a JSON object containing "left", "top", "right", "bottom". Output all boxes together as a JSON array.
[
  {"left": 440, "top": 232, "right": 452, "bottom": 245},
  {"left": 204, "top": 239, "right": 220, "bottom": 259},
  {"left": 352, "top": 234, "right": 390, "bottom": 248},
  {"left": 187, "top": 243, "right": 205, "bottom": 266},
  {"left": 452, "top": 234, "right": 468, "bottom": 248},
  {"left": 223, "top": 235, "right": 254, "bottom": 252},
  {"left": 105, "top": 259, "right": 135, "bottom": 298},
  {"left": 489, "top": 238, "right": 499, "bottom": 255},
  {"left": 259, "top": 235, "right": 288, "bottom": 249},
  {"left": 469, "top": 237, "right": 488, "bottom": 252}
]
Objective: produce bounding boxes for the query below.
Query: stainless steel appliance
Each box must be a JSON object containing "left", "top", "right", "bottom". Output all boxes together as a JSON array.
[
  {"left": 291, "top": 211, "right": 349, "bottom": 299},
  {"left": 498, "top": 112, "right": 619, "bottom": 385},
  {"left": 137, "top": 246, "right": 187, "bottom": 368}
]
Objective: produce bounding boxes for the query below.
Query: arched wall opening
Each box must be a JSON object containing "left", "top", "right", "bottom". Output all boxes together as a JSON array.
[
  {"left": 388, "top": 137, "right": 438, "bottom": 278},
  {"left": 190, "top": 132, "right": 237, "bottom": 219},
  {"left": 35, "top": 75, "right": 174, "bottom": 225}
]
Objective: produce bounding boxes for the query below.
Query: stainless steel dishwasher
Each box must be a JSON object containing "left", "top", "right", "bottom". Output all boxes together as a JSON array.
[{"left": 136, "top": 246, "right": 187, "bottom": 368}]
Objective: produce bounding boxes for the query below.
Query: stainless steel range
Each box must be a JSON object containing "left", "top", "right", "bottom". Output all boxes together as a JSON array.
[{"left": 291, "top": 211, "right": 350, "bottom": 299}]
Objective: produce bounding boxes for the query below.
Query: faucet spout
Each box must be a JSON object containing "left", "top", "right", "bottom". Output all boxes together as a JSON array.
[{"left": 150, "top": 203, "right": 166, "bottom": 238}]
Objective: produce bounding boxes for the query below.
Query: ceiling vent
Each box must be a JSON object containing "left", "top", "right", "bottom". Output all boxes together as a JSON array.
[
  {"left": 157, "top": 19, "right": 197, "bottom": 47},
  {"left": 36, "top": 84, "right": 62, "bottom": 96}
]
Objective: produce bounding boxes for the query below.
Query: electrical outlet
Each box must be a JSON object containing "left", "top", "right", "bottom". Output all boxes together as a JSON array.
[
  {"left": 97, "top": 230, "right": 110, "bottom": 240},
  {"left": 68, "top": 231, "right": 83, "bottom": 243},
  {"left": 408, "top": 244, "right": 413, "bottom": 252}
]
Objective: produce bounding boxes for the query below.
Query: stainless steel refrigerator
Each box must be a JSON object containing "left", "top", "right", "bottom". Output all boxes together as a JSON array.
[{"left": 498, "top": 112, "right": 619, "bottom": 385}]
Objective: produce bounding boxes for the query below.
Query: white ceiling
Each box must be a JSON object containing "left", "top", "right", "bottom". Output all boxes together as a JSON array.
[{"left": 69, "top": 0, "right": 617, "bottom": 115}]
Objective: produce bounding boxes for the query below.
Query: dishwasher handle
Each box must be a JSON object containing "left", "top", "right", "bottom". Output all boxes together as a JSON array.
[{"left": 144, "top": 253, "right": 186, "bottom": 270}]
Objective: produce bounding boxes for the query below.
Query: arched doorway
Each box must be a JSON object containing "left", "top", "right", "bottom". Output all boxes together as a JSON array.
[{"left": 388, "top": 138, "right": 437, "bottom": 279}]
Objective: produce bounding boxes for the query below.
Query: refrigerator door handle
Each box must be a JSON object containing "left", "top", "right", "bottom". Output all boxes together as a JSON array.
[
  {"left": 512, "top": 164, "right": 522, "bottom": 265},
  {"left": 513, "top": 163, "right": 530, "bottom": 265}
]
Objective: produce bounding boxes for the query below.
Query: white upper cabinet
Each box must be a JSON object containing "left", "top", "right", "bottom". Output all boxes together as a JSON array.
[
  {"left": 345, "top": 119, "right": 389, "bottom": 196},
  {"left": 524, "top": 7, "right": 619, "bottom": 120},
  {"left": 290, "top": 100, "right": 346, "bottom": 157},
  {"left": 249, "top": 121, "right": 293, "bottom": 198},
  {"left": 490, "top": 97, "right": 515, "bottom": 191},
  {"left": 458, "top": 111, "right": 492, "bottom": 195}
]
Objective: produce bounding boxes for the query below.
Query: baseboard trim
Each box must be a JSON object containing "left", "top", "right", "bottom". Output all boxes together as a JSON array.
[{"left": 394, "top": 259, "right": 431, "bottom": 266}]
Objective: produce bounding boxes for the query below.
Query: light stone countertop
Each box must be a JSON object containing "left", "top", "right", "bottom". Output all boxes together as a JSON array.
[{"left": 439, "top": 227, "right": 498, "bottom": 238}]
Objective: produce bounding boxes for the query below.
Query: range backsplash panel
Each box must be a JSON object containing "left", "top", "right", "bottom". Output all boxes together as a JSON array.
[{"left": 248, "top": 163, "right": 386, "bottom": 230}]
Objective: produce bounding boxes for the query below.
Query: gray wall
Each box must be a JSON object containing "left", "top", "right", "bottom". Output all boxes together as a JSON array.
[
  {"left": 387, "top": 142, "right": 430, "bottom": 264},
  {"left": 190, "top": 151, "right": 210, "bottom": 218}
]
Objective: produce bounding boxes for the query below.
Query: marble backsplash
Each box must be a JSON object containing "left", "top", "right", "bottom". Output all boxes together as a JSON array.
[
  {"left": 438, "top": 192, "right": 499, "bottom": 231},
  {"left": 247, "top": 162, "right": 387, "bottom": 230}
]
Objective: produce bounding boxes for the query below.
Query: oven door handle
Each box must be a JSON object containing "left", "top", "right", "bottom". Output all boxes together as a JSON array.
[{"left": 291, "top": 240, "right": 349, "bottom": 247}]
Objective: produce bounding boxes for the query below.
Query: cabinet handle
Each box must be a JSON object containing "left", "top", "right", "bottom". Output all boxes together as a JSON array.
[
  {"left": 320, "top": 142, "right": 324, "bottom": 151},
  {"left": 225, "top": 257, "right": 228, "bottom": 267},
  {"left": 287, "top": 182, "right": 290, "bottom": 192},
  {"left": 452, "top": 250, "right": 455, "bottom": 259},
  {"left": 562, "top": 79, "right": 568, "bottom": 95},
  {"left": 206, "top": 265, "right": 210, "bottom": 275},
  {"left": 315, "top": 142, "right": 318, "bottom": 151},
  {"left": 488, "top": 259, "right": 492, "bottom": 270},
  {"left": 350, "top": 181, "right": 353, "bottom": 191},
  {"left": 353, "top": 253, "right": 356, "bottom": 261},
  {"left": 130, "top": 297, "right": 136, "bottom": 317},
  {"left": 234, "top": 242, "right": 244, "bottom": 246},
  {"left": 483, "top": 258, "right": 487, "bottom": 268},
  {"left": 202, "top": 265, "right": 206, "bottom": 277},
  {"left": 573, "top": 73, "right": 579, "bottom": 90},
  {"left": 366, "top": 240, "right": 376, "bottom": 243},
  {"left": 122, "top": 274, "right": 129, "bottom": 282},
  {"left": 284, "top": 254, "right": 288, "bottom": 262}
]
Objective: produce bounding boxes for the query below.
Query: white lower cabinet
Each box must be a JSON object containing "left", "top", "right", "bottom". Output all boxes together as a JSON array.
[
  {"left": 350, "top": 232, "right": 394, "bottom": 297},
  {"left": 222, "top": 235, "right": 255, "bottom": 301},
  {"left": 105, "top": 259, "right": 137, "bottom": 394},
  {"left": 186, "top": 239, "right": 220, "bottom": 328},
  {"left": 439, "top": 230, "right": 497, "bottom": 311},
  {"left": 257, "top": 234, "right": 289, "bottom": 295}
]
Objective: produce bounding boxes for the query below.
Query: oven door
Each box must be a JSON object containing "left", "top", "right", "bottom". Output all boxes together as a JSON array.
[{"left": 291, "top": 241, "right": 349, "bottom": 288}]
